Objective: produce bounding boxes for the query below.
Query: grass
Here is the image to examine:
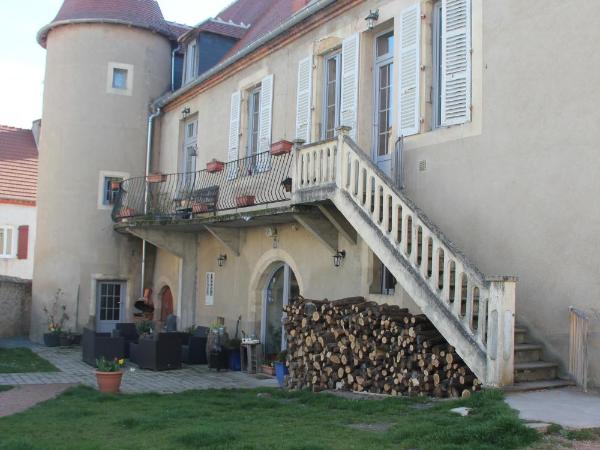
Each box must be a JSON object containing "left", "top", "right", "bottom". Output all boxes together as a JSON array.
[
  {"left": 0, "top": 348, "right": 59, "bottom": 374},
  {"left": 0, "top": 387, "right": 539, "bottom": 450}
]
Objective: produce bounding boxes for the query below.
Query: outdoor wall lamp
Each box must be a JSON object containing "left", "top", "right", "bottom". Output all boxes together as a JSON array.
[
  {"left": 217, "top": 254, "right": 227, "bottom": 267},
  {"left": 333, "top": 250, "right": 346, "bottom": 267},
  {"left": 365, "top": 9, "right": 380, "bottom": 31},
  {"left": 181, "top": 107, "right": 191, "bottom": 118}
]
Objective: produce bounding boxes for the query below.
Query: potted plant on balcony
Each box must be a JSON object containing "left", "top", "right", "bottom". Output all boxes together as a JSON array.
[
  {"left": 275, "top": 350, "right": 288, "bottom": 387},
  {"left": 95, "top": 356, "right": 125, "bottom": 394},
  {"left": 147, "top": 173, "right": 167, "bottom": 183},
  {"left": 206, "top": 159, "right": 225, "bottom": 173},
  {"left": 42, "top": 289, "right": 69, "bottom": 347},
  {"left": 236, "top": 194, "right": 255, "bottom": 207},
  {"left": 270, "top": 140, "right": 293, "bottom": 156}
]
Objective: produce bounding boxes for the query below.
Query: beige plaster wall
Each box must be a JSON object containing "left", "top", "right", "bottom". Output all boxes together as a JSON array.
[
  {"left": 32, "top": 23, "right": 172, "bottom": 340},
  {"left": 154, "top": 0, "right": 600, "bottom": 386}
]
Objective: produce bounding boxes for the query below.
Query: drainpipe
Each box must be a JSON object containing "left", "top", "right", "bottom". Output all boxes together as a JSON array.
[
  {"left": 171, "top": 45, "right": 181, "bottom": 92},
  {"left": 140, "top": 107, "right": 162, "bottom": 297}
]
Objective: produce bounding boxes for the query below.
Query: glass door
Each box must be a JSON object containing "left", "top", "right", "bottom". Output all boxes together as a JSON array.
[
  {"left": 262, "top": 264, "right": 299, "bottom": 358},
  {"left": 373, "top": 30, "right": 394, "bottom": 176},
  {"left": 96, "top": 281, "right": 126, "bottom": 333}
]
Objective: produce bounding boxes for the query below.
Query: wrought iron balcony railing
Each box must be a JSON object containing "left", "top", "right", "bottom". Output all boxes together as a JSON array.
[{"left": 112, "top": 150, "right": 293, "bottom": 222}]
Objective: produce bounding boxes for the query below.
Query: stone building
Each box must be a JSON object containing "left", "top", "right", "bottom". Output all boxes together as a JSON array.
[{"left": 33, "top": 0, "right": 599, "bottom": 389}]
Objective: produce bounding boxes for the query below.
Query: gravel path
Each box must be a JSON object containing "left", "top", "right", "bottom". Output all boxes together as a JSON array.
[{"left": 0, "top": 384, "right": 75, "bottom": 417}]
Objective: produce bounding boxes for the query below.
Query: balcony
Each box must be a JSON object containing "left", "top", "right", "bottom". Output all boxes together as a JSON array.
[{"left": 112, "top": 150, "right": 293, "bottom": 225}]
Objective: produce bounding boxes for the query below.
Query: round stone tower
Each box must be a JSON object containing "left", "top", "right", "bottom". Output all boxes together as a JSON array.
[{"left": 32, "top": 0, "right": 175, "bottom": 340}]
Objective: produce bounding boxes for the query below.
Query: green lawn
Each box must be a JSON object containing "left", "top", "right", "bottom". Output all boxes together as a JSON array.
[
  {"left": 0, "top": 386, "right": 538, "bottom": 450},
  {"left": 0, "top": 348, "right": 59, "bottom": 374}
]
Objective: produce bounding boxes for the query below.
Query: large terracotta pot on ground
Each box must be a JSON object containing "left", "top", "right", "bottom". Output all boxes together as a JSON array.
[{"left": 95, "top": 371, "right": 124, "bottom": 394}]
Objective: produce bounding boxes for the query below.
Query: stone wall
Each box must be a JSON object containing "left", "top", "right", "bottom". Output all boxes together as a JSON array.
[{"left": 0, "top": 276, "right": 32, "bottom": 338}]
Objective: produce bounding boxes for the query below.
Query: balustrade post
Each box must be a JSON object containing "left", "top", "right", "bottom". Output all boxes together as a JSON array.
[
  {"left": 292, "top": 139, "right": 305, "bottom": 194},
  {"left": 336, "top": 126, "right": 351, "bottom": 189},
  {"left": 484, "top": 277, "right": 516, "bottom": 387}
]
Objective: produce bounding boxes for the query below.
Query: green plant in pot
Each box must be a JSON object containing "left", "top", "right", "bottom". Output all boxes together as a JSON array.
[
  {"left": 42, "top": 289, "right": 69, "bottom": 347},
  {"left": 136, "top": 320, "right": 154, "bottom": 338},
  {"left": 95, "top": 357, "right": 125, "bottom": 394}
]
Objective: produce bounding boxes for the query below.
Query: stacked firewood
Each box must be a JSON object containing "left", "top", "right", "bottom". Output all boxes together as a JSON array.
[{"left": 283, "top": 296, "right": 481, "bottom": 398}]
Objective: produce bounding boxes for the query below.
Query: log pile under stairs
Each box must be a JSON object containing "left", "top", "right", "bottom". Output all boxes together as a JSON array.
[{"left": 283, "top": 296, "right": 481, "bottom": 398}]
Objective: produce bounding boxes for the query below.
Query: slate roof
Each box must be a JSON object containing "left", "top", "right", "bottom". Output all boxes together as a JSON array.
[
  {"left": 37, "top": 0, "right": 176, "bottom": 47},
  {"left": 0, "top": 126, "right": 38, "bottom": 204}
]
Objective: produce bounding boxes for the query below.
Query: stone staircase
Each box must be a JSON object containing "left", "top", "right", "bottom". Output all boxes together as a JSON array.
[
  {"left": 505, "top": 325, "right": 575, "bottom": 392},
  {"left": 293, "top": 130, "right": 517, "bottom": 387}
]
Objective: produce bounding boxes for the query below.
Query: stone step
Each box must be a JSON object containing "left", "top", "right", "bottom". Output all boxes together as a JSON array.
[
  {"left": 514, "top": 343, "right": 543, "bottom": 363},
  {"left": 503, "top": 379, "right": 576, "bottom": 393},
  {"left": 514, "top": 361, "right": 559, "bottom": 382},
  {"left": 514, "top": 327, "right": 528, "bottom": 344}
]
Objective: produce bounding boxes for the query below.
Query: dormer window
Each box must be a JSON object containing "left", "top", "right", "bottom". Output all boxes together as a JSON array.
[{"left": 184, "top": 41, "right": 198, "bottom": 84}]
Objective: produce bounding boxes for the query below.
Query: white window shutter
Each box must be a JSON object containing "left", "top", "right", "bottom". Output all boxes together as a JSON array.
[
  {"left": 257, "top": 74, "right": 274, "bottom": 172},
  {"left": 295, "top": 56, "right": 313, "bottom": 143},
  {"left": 340, "top": 33, "right": 360, "bottom": 140},
  {"left": 398, "top": 3, "right": 421, "bottom": 136},
  {"left": 227, "top": 91, "right": 241, "bottom": 179},
  {"left": 441, "top": 0, "right": 471, "bottom": 126}
]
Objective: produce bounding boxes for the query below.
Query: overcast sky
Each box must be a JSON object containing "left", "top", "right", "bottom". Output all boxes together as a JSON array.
[{"left": 0, "top": 0, "right": 232, "bottom": 129}]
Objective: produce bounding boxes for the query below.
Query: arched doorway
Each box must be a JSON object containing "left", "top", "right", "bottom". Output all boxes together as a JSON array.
[
  {"left": 160, "top": 286, "right": 174, "bottom": 323},
  {"left": 262, "top": 264, "right": 299, "bottom": 358}
]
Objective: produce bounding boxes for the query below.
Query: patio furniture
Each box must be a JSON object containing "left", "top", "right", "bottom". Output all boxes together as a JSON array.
[
  {"left": 181, "top": 326, "right": 209, "bottom": 365},
  {"left": 81, "top": 327, "right": 126, "bottom": 367},
  {"left": 129, "top": 333, "right": 182, "bottom": 371},
  {"left": 115, "top": 323, "right": 139, "bottom": 357}
]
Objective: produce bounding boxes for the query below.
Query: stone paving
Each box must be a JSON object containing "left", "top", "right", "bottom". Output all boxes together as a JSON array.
[{"left": 0, "top": 339, "right": 278, "bottom": 394}]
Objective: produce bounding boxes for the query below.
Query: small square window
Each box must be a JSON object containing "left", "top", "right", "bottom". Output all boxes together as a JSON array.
[
  {"left": 112, "top": 68, "right": 128, "bottom": 90},
  {"left": 103, "top": 177, "right": 123, "bottom": 206}
]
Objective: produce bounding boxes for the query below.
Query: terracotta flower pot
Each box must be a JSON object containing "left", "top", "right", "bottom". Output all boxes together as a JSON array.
[
  {"left": 147, "top": 173, "right": 167, "bottom": 183},
  {"left": 110, "top": 181, "right": 121, "bottom": 190},
  {"left": 270, "top": 140, "right": 293, "bottom": 156},
  {"left": 261, "top": 364, "right": 276, "bottom": 376},
  {"left": 236, "top": 195, "right": 255, "bottom": 207},
  {"left": 117, "top": 207, "right": 136, "bottom": 218},
  {"left": 206, "top": 160, "right": 225, "bottom": 173},
  {"left": 95, "top": 371, "right": 123, "bottom": 394},
  {"left": 191, "top": 202, "right": 210, "bottom": 213}
]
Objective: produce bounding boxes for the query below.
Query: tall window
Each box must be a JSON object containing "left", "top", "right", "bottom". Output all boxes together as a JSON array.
[
  {"left": 182, "top": 119, "right": 198, "bottom": 190},
  {"left": 432, "top": 0, "right": 443, "bottom": 128},
  {"left": 185, "top": 41, "right": 198, "bottom": 84},
  {"left": 102, "top": 177, "right": 122, "bottom": 206},
  {"left": 0, "top": 225, "right": 15, "bottom": 258},
  {"left": 374, "top": 31, "right": 394, "bottom": 158},
  {"left": 322, "top": 51, "right": 341, "bottom": 140},
  {"left": 247, "top": 86, "right": 262, "bottom": 157}
]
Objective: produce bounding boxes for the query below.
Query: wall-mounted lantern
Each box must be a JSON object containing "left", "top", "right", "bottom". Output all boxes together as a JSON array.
[
  {"left": 217, "top": 254, "right": 227, "bottom": 267},
  {"left": 365, "top": 9, "right": 380, "bottom": 31},
  {"left": 281, "top": 177, "right": 293, "bottom": 193},
  {"left": 333, "top": 250, "right": 346, "bottom": 267},
  {"left": 181, "top": 107, "right": 191, "bottom": 119}
]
